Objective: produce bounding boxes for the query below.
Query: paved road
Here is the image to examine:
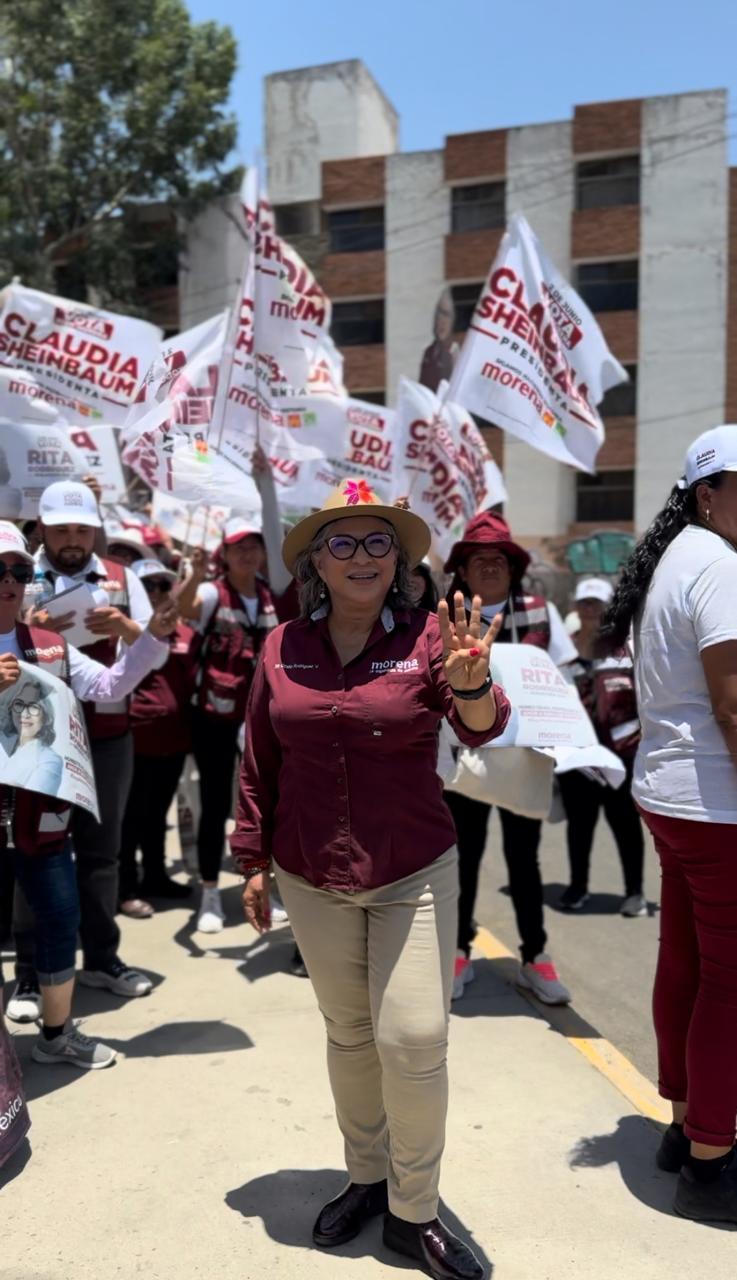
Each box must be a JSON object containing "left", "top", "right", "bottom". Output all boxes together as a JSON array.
[{"left": 473, "top": 808, "right": 661, "bottom": 1084}]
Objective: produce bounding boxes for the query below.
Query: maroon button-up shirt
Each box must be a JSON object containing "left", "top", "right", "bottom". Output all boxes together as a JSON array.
[{"left": 231, "top": 606, "right": 511, "bottom": 891}]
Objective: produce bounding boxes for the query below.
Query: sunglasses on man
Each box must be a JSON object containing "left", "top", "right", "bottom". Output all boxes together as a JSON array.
[
  {"left": 142, "top": 577, "right": 173, "bottom": 593},
  {"left": 0, "top": 561, "right": 34, "bottom": 585}
]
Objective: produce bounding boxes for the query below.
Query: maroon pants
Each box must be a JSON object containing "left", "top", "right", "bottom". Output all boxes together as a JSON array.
[{"left": 643, "top": 808, "right": 737, "bottom": 1145}]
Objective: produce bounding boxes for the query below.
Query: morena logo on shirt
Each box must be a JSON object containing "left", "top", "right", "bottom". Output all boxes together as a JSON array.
[{"left": 370, "top": 658, "right": 420, "bottom": 674}]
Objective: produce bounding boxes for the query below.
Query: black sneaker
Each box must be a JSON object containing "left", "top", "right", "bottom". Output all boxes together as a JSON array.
[
  {"left": 674, "top": 1161, "right": 737, "bottom": 1223},
  {"left": 290, "top": 946, "right": 308, "bottom": 978},
  {"left": 656, "top": 1123, "right": 689, "bottom": 1172},
  {"left": 559, "top": 887, "right": 590, "bottom": 911}
]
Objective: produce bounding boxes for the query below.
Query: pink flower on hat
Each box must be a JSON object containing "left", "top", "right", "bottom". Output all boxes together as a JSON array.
[{"left": 344, "top": 480, "right": 375, "bottom": 506}]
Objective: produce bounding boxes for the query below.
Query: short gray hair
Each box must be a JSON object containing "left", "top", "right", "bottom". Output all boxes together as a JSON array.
[{"left": 293, "top": 521, "right": 416, "bottom": 618}]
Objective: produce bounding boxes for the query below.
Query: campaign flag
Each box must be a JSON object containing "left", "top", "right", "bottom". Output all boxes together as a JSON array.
[
  {"left": 0, "top": 419, "right": 89, "bottom": 518},
  {"left": 0, "top": 285, "right": 161, "bottom": 427},
  {"left": 68, "top": 425, "right": 126, "bottom": 504},
  {"left": 392, "top": 379, "right": 507, "bottom": 560},
  {"left": 151, "top": 493, "right": 245, "bottom": 551},
  {"left": 119, "top": 312, "right": 261, "bottom": 513},
  {"left": 447, "top": 215, "right": 627, "bottom": 473}
]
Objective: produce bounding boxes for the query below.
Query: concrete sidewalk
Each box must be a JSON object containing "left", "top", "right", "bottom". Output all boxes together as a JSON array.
[{"left": 2, "top": 869, "right": 734, "bottom": 1280}]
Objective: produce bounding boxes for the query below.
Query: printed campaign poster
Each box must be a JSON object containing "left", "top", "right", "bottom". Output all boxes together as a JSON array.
[
  {"left": 483, "top": 644, "right": 598, "bottom": 750},
  {"left": 0, "top": 420, "right": 88, "bottom": 518},
  {"left": 447, "top": 214, "right": 627, "bottom": 472},
  {"left": 151, "top": 493, "right": 239, "bottom": 551},
  {"left": 0, "top": 662, "right": 100, "bottom": 820},
  {"left": 68, "top": 425, "right": 126, "bottom": 503},
  {"left": 0, "top": 285, "right": 161, "bottom": 426}
]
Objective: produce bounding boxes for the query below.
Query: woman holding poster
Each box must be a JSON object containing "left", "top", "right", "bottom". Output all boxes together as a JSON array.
[
  {"left": 231, "top": 480, "right": 510, "bottom": 1280},
  {"left": 443, "top": 511, "right": 576, "bottom": 1005},
  {"left": 0, "top": 521, "right": 176, "bottom": 1068},
  {"left": 598, "top": 425, "right": 737, "bottom": 1225}
]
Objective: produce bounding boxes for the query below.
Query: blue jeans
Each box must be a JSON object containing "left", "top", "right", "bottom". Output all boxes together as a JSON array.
[{"left": 12, "top": 843, "right": 79, "bottom": 985}]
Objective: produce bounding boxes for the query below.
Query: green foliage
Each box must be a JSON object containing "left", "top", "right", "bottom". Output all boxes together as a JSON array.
[{"left": 0, "top": 0, "right": 238, "bottom": 313}]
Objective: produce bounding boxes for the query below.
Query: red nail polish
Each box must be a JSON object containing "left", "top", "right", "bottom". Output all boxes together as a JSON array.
[{"left": 469, "top": 647, "right": 480, "bottom": 657}]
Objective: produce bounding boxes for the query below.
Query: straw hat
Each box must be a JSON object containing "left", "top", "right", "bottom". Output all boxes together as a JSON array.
[{"left": 282, "top": 479, "right": 431, "bottom": 575}]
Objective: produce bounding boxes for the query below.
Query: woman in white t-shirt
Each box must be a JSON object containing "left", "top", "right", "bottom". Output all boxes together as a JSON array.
[{"left": 598, "top": 424, "right": 737, "bottom": 1225}]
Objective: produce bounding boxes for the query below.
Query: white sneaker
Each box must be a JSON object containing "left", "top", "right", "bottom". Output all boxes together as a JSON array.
[
  {"left": 197, "top": 886, "right": 224, "bottom": 933},
  {"left": 517, "top": 953, "right": 571, "bottom": 1005},
  {"left": 6, "top": 979, "right": 42, "bottom": 1023},
  {"left": 270, "top": 894, "right": 289, "bottom": 926},
  {"left": 452, "top": 951, "right": 475, "bottom": 1001},
  {"left": 78, "top": 959, "right": 153, "bottom": 998},
  {"left": 621, "top": 893, "right": 648, "bottom": 917}
]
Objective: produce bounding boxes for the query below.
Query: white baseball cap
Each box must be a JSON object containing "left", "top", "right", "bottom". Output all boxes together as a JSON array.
[
  {"left": 575, "top": 577, "right": 614, "bottom": 604},
  {"left": 223, "top": 517, "right": 263, "bottom": 545},
  {"left": 131, "top": 558, "right": 176, "bottom": 584},
  {"left": 104, "top": 521, "right": 146, "bottom": 554},
  {"left": 683, "top": 424, "right": 737, "bottom": 488},
  {"left": 39, "top": 481, "right": 102, "bottom": 529},
  {"left": 0, "top": 521, "right": 34, "bottom": 566}
]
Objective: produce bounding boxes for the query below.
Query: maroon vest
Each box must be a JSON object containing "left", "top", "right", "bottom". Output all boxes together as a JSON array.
[
  {"left": 196, "top": 577, "right": 276, "bottom": 722},
  {"left": 79, "top": 558, "right": 131, "bottom": 741},
  {"left": 0, "top": 624, "right": 74, "bottom": 856},
  {"left": 130, "top": 622, "right": 197, "bottom": 755},
  {"left": 498, "top": 593, "right": 551, "bottom": 650}
]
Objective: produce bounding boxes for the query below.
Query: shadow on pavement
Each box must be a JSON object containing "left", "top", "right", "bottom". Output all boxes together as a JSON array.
[
  {"left": 0, "top": 1136, "right": 32, "bottom": 1188},
  {"left": 103, "top": 1019, "right": 253, "bottom": 1058},
  {"left": 171, "top": 916, "right": 293, "bottom": 973},
  {"left": 543, "top": 881, "right": 660, "bottom": 918},
  {"left": 71, "top": 968, "right": 165, "bottom": 1019},
  {"left": 225, "top": 1168, "right": 493, "bottom": 1273}
]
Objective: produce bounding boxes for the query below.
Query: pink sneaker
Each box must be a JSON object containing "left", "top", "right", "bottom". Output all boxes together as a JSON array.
[
  {"left": 452, "top": 951, "right": 475, "bottom": 1001},
  {"left": 517, "top": 952, "right": 571, "bottom": 1005}
]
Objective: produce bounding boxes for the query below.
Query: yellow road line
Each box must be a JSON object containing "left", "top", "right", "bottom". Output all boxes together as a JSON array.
[{"left": 473, "top": 925, "right": 670, "bottom": 1125}]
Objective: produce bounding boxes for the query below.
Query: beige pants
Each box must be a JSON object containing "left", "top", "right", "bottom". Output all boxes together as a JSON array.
[{"left": 275, "top": 847, "right": 458, "bottom": 1223}]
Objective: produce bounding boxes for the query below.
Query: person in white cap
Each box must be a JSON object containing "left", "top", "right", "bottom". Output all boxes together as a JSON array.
[
  {"left": 599, "top": 424, "right": 737, "bottom": 1222},
  {"left": 176, "top": 517, "right": 276, "bottom": 933},
  {"left": 0, "top": 522, "right": 175, "bottom": 1064},
  {"left": 557, "top": 577, "right": 646, "bottom": 915},
  {"left": 16, "top": 480, "right": 158, "bottom": 1000}
]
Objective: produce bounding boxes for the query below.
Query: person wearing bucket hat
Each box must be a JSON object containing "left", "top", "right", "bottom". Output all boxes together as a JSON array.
[
  {"left": 176, "top": 516, "right": 275, "bottom": 934},
  {"left": 104, "top": 522, "right": 147, "bottom": 568},
  {"left": 557, "top": 578, "right": 646, "bottom": 916},
  {"left": 598, "top": 424, "right": 737, "bottom": 1221},
  {"left": 442, "top": 510, "right": 577, "bottom": 1006},
  {"left": 231, "top": 479, "right": 510, "bottom": 1279},
  {"left": 0, "top": 521, "right": 176, "bottom": 1064}
]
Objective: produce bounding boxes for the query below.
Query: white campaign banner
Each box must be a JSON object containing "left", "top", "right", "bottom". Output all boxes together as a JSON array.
[
  {"left": 447, "top": 214, "right": 628, "bottom": 473},
  {"left": 151, "top": 493, "right": 243, "bottom": 551},
  {"left": 0, "top": 420, "right": 88, "bottom": 518},
  {"left": 119, "top": 312, "right": 261, "bottom": 514},
  {"left": 0, "top": 661, "right": 99, "bottom": 820},
  {"left": 393, "top": 378, "right": 507, "bottom": 561},
  {"left": 0, "top": 285, "right": 161, "bottom": 427},
  {"left": 483, "top": 644, "right": 598, "bottom": 750},
  {"left": 68, "top": 425, "right": 126, "bottom": 503}
]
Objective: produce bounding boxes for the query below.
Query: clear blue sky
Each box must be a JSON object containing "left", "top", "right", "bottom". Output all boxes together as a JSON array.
[{"left": 186, "top": 0, "right": 737, "bottom": 163}]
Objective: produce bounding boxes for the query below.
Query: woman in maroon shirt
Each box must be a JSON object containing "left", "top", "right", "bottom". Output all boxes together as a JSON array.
[{"left": 231, "top": 481, "right": 510, "bottom": 1280}]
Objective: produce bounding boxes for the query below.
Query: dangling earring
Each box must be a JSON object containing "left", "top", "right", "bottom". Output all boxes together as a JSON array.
[
  {"left": 391, "top": 581, "right": 398, "bottom": 594},
  {"left": 706, "top": 509, "right": 711, "bottom": 523},
  {"left": 319, "top": 585, "right": 326, "bottom": 599}
]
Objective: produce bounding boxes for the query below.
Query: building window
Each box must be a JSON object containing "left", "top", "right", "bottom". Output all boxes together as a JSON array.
[
  {"left": 576, "top": 470, "right": 634, "bottom": 522},
  {"left": 576, "top": 260, "right": 638, "bottom": 312},
  {"left": 576, "top": 155, "right": 640, "bottom": 210},
  {"left": 331, "top": 299, "right": 385, "bottom": 347},
  {"left": 353, "top": 390, "right": 385, "bottom": 405},
  {"left": 326, "top": 207, "right": 385, "bottom": 253},
  {"left": 600, "top": 364, "right": 637, "bottom": 417},
  {"left": 274, "top": 201, "right": 320, "bottom": 237},
  {"left": 133, "top": 241, "right": 179, "bottom": 291},
  {"left": 451, "top": 182, "right": 506, "bottom": 234},
  {"left": 451, "top": 282, "right": 483, "bottom": 332}
]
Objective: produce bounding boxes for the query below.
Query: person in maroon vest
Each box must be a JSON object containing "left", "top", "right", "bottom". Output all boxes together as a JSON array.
[
  {"left": 443, "top": 511, "right": 576, "bottom": 1006},
  {"left": 0, "top": 522, "right": 174, "bottom": 1064},
  {"left": 20, "top": 480, "right": 157, "bottom": 1002},
  {"left": 118, "top": 560, "right": 197, "bottom": 915},
  {"left": 177, "top": 518, "right": 276, "bottom": 933}
]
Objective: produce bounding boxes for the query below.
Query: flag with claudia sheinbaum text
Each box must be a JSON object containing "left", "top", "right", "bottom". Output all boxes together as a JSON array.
[{"left": 447, "top": 215, "right": 627, "bottom": 473}]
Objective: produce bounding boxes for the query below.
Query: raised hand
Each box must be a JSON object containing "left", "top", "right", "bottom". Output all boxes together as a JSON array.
[
  {"left": 147, "top": 598, "right": 178, "bottom": 640},
  {"left": 0, "top": 653, "right": 21, "bottom": 694},
  {"left": 437, "top": 591, "right": 502, "bottom": 693}
]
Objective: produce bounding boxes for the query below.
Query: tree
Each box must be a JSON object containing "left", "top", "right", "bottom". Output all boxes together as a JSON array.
[{"left": 0, "top": 0, "right": 238, "bottom": 314}]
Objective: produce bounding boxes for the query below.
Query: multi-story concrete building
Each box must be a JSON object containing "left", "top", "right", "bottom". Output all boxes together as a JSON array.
[{"left": 182, "top": 59, "right": 735, "bottom": 548}]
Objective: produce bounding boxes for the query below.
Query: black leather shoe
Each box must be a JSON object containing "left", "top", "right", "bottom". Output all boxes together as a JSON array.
[
  {"left": 383, "top": 1212, "right": 485, "bottom": 1280},
  {"left": 312, "top": 1179, "right": 388, "bottom": 1247}
]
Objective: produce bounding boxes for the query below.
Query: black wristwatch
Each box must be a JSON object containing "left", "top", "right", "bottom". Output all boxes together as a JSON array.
[{"left": 451, "top": 672, "right": 493, "bottom": 701}]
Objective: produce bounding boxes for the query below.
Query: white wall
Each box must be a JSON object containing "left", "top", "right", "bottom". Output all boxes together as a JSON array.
[
  {"left": 179, "top": 194, "right": 246, "bottom": 330},
  {"left": 637, "top": 90, "right": 728, "bottom": 528},
  {"left": 504, "top": 121, "right": 576, "bottom": 538},
  {"left": 385, "top": 150, "right": 448, "bottom": 401},
  {"left": 265, "top": 60, "right": 398, "bottom": 205}
]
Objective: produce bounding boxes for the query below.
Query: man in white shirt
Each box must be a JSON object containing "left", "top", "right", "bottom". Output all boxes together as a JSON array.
[{"left": 17, "top": 481, "right": 156, "bottom": 1002}]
